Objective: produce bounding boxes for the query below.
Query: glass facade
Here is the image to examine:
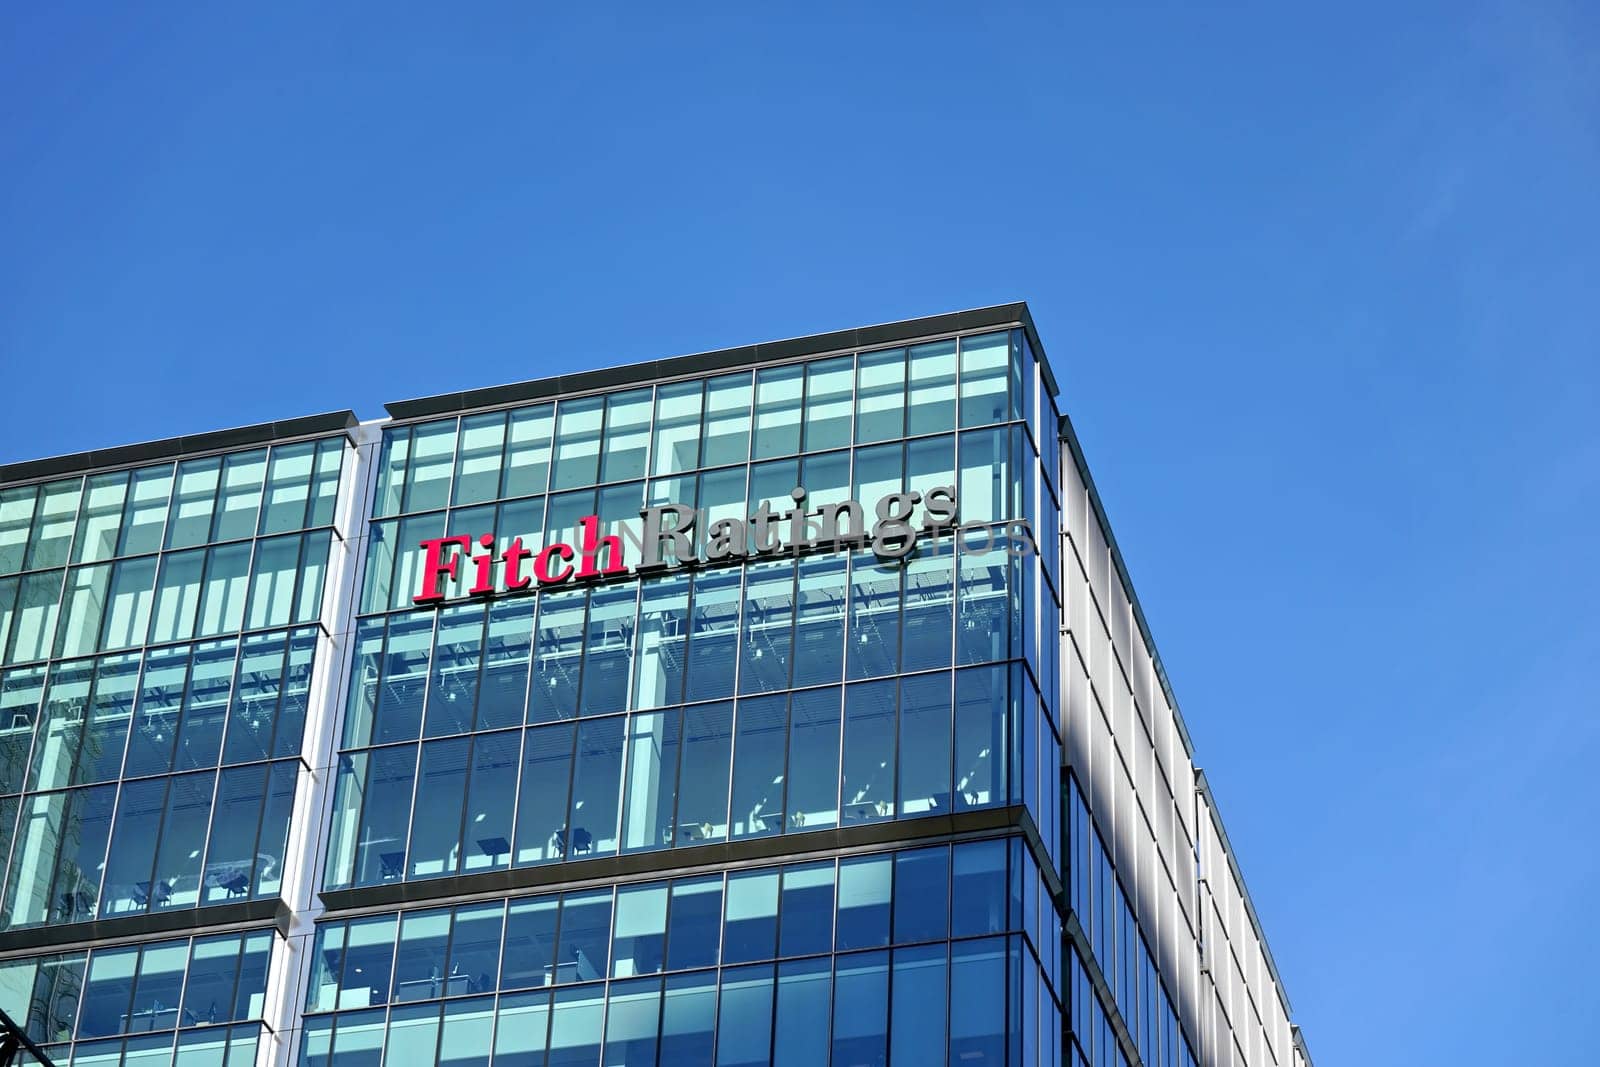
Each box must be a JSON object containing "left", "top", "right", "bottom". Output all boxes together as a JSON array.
[{"left": 0, "top": 308, "right": 1312, "bottom": 1067}]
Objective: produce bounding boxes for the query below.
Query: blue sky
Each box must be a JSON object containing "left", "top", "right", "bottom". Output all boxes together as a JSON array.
[{"left": 3, "top": 3, "right": 1597, "bottom": 1062}]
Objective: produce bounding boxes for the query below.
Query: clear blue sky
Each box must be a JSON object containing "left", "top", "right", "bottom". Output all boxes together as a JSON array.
[{"left": 3, "top": 4, "right": 1597, "bottom": 1062}]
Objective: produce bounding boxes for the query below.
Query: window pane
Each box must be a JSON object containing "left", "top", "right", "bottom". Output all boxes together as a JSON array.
[
  {"left": 452, "top": 413, "right": 507, "bottom": 507},
  {"left": 555, "top": 888, "right": 612, "bottom": 981},
  {"left": 898, "top": 672, "right": 952, "bottom": 818},
  {"left": 949, "top": 938, "right": 1007, "bottom": 1061},
  {"left": 197, "top": 544, "right": 250, "bottom": 637},
  {"left": 478, "top": 598, "right": 534, "bottom": 732},
  {"left": 404, "top": 421, "right": 457, "bottom": 514},
  {"left": 73, "top": 474, "right": 130, "bottom": 565},
  {"left": 802, "top": 357, "right": 853, "bottom": 453},
  {"left": 612, "top": 883, "right": 668, "bottom": 977},
  {"left": 665, "top": 876, "right": 721, "bottom": 971},
  {"left": 259, "top": 442, "right": 315, "bottom": 535},
  {"left": 601, "top": 388, "right": 652, "bottom": 483},
  {"left": 439, "top": 997, "right": 494, "bottom": 1067},
  {"left": 790, "top": 555, "right": 845, "bottom": 690},
  {"left": 119, "top": 467, "right": 175, "bottom": 557},
  {"left": 7, "top": 570, "right": 63, "bottom": 664},
  {"left": 703, "top": 372, "right": 753, "bottom": 467},
  {"left": 502, "top": 899, "right": 559, "bottom": 991},
  {"left": 842, "top": 681, "right": 896, "bottom": 825},
  {"left": 167, "top": 460, "right": 221, "bottom": 550},
  {"left": 952, "top": 840, "right": 1008, "bottom": 937},
  {"left": 101, "top": 778, "right": 164, "bottom": 915},
  {"left": 29, "top": 659, "right": 92, "bottom": 792},
  {"left": 901, "top": 550, "right": 953, "bottom": 673},
  {"left": 550, "top": 397, "right": 603, "bottom": 491},
  {"left": 374, "top": 613, "right": 433, "bottom": 744},
  {"left": 908, "top": 340, "right": 958, "bottom": 437},
  {"left": 374, "top": 429, "right": 412, "bottom": 519},
  {"left": 245, "top": 535, "right": 300, "bottom": 632},
  {"left": 831, "top": 951, "right": 888, "bottom": 1066},
  {"left": 683, "top": 568, "right": 739, "bottom": 702},
  {"left": 502, "top": 404, "right": 554, "bottom": 500},
  {"left": 738, "top": 560, "right": 793, "bottom": 695},
  {"left": 0, "top": 666, "right": 45, "bottom": 794},
  {"left": 492, "top": 990, "right": 551, "bottom": 1067},
  {"left": 620, "top": 709, "right": 677, "bottom": 855},
  {"left": 856, "top": 348, "right": 905, "bottom": 443},
  {"left": 547, "top": 985, "right": 603, "bottom": 1067},
  {"left": 959, "top": 332, "right": 1010, "bottom": 427},
  {"left": 513, "top": 723, "right": 573, "bottom": 867},
  {"left": 772, "top": 958, "right": 830, "bottom": 1067},
  {"left": 955, "top": 667, "right": 1008, "bottom": 812},
  {"left": 566, "top": 718, "right": 622, "bottom": 857},
  {"left": 78, "top": 653, "right": 139, "bottom": 785},
  {"left": 101, "top": 557, "right": 158, "bottom": 651},
  {"left": 409, "top": 738, "right": 469, "bottom": 879},
  {"left": 56, "top": 564, "right": 111, "bottom": 660},
  {"left": 425, "top": 604, "right": 485, "bottom": 738},
  {"left": 752, "top": 366, "right": 803, "bottom": 460},
  {"left": 836, "top": 854, "right": 891, "bottom": 950},
  {"left": 309, "top": 439, "right": 344, "bottom": 528},
  {"left": 660, "top": 970, "right": 716, "bottom": 1067},
  {"left": 730, "top": 695, "right": 784, "bottom": 840},
  {"left": 390, "top": 513, "right": 446, "bottom": 611},
  {"left": 212, "top": 450, "right": 267, "bottom": 542},
  {"left": 633, "top": 574, "right": 689, "bottom": 711},
  {"left": 893, "top": 846, "right": 950, "bottom": 944},
  {"left": 958, "top": 428, "right": 1009, "bottom": 525},
  {"left": 176, "top": 639, "right": 235, "bottom": 771},
  {"left": 723, "top": 871, "right": 778, "bottom": 965},
  {"left": 651, "top": 381, "right": 703, "bottom": 477},
  {"left": 715, "top": 964, "right": 773, "bottom": 1067},
  {"left": 579, "top": 584, "right": 635, "bottom": 717},
  {"left": 124, "top": 646, "right": 188, "bottom": 778},
  {"left": 462, "top": 731, "right": 518, "bottom": 874},
  {"left": 777, "top": 862, "right": 833, "bottom": 958},
  {"left": 785, "top": 688, "right": 838, "bottom": 832},
  {"left": 201, "top": 764, "right": 266, "bottom": 905},
  {"left": 152, "top": 772, "right": 213, "bottom": 909},
  {"left": 0, "top": 488, "right": 36, "bottom": 575},
  {"left": 352, "top": 746, "right": 416, "bottom": 887},
  {"left": 530, "top": 590, "right": 583, "bottom": 723},
  {"left": 677, "top": 701, "right": 731, "bottom": 844},
  {"left": 392, "top": 910, "right": 450, "bottom": 1001},
  {"left": 26, "top": 480, "right": 83, "bottom": 570},
  {"left": 890, "top": 944, "right": 948, "bottom": 1067},
  {"left": 846, "top": 551, "right": 898, "bottom": 680}
]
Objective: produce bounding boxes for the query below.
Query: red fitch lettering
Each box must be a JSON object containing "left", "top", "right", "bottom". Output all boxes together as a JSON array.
[{"left": 413, "top": 535, "right": 474, "bottom": 605}]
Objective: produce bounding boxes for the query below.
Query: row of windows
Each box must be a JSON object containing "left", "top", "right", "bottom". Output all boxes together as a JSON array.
[
  {"left": 0, "top": 528, "right": 333, "bottom": 670},
  {"left": 0, "top": 929, "right": 272, "bottom": 1044},
  {"left": 326, "top": 661, "right": 1046, "bottom": 890},
  {"left": 348, "top": 540, "right": 1024, "bottom": 749},
  {"left": 313, "top": 837, "right": 1047, "bottom": 1010},
  {"left": 363, "top": 423, "right": 1047, "bottom": 614},
  {"left": 303, "top": 935, "right": 1057, "bottom": 1067},
  {"left": 1065, "top": 776, "right": 1192, "bottom": 1067},
  {"left": 0, "top": 759, "right": 298, "bottom": 929},
  {"left": 0, "top": 438, "right": 345, "bottom": 578},
  {"left": 0, "top": 626, "right": 318, "bottom": 797},
  {"left": 373, "top": 331, "right": 1048, "bottom": 520},
  {"left": 47, "top": 1024, "right": 262, "bottom": 1067}
]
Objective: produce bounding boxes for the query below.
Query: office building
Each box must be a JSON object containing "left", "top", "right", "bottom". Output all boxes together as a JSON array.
[{"left": 0, "top": 304, "right": 1313, "bottom": 1067}]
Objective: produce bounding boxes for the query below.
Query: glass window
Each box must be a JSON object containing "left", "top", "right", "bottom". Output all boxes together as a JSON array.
[
  {"left": 374, "top": 430, "right": 412, "bottom": 519},
  {"left": 612, "top": 882, "right": 668, "bottom": 977},
  {"left": 620, "top": 709, "right": 679, "bottom": 856},
  {"left": 890, "top": 943, "right": 948, "bottom": 1067},
  {"left": 730, "top": 695, "right": 784, "bottom": 840},
  {"left": 547, "top": 985, "right": 603, "bottom": 1067},
  {"left": 26, "top": 480, "right": 83, "bottom": 571},
  {"left": 949, "top": 938, "right": 1007, "bottom": 1062},
  {"left": 253, "top": 761, "right": 296, "bottom": 898},
  {"left": 502, "top": 898, "right": 558, "bottom": 991},
  {"left": 666, "top": 876, "right": 722, "bottom": 971},
  {"left": 790, "top": 555, "right": 845, "bottom": 690},
  {"left": 152, "top": 772, "right": 213, "bottom": 908},
  {"left": 898, "top": 672, "right": 952, "bottom": 818},
  {"left": 901, "top": 550, "right": 953, "bottom": 674},
  {"left": 0, "top": 576, "right": 16, "bottom": 660},
  {"left": 651, "top": 381, "right": 703, "bottom": 477},
  {"left": 73, "top": 473, "right": 130, "bottom": 565},
  {"left": 211, "top": 450, "right": 266, "bottom": 542},
  {"left": 907, "top": 433, "right": 956, "bottom": 527},
  {"left": 78, "top": 947, "right": 138, "bottom": 1037},
  {"left": 777, "top": 862, "right": 833, "bottom": 958},
  {"left": 403, "top": 421, "right": 457, "bottom": 515},
  {"left": 166, "top": 459, "right": 221, "bottom": 550},
  {"left": 684, "top": 568, "right": 739, "bottom": 702},
  {"left": 502, "top": 404, "right": 554, "bottom": 500},
  {"left": 550, "top": 397, "right": 603, "bottom": 491},
  {"left": 29, "top": 659, "right": 92, "bottom": 792},
  {"left": 677, "top": 701, "right": 731, "bottom": 844},
  {"left": 175, "top": 639, "right": 234, "bottom": 771},
  {"left": 79, "top": 653, "right": 140, "bottom": 785},
  {"left": 841, "top": 680, "right": 895, "bottom": 825},
  {"left": 408, "top": 738, "right": 469, "bottom": 879},
  {"left": 330, "top": 1008, "right": 386, "bottom": 1067},
  {"left": 452, "top": 413, "right": 507, "bottom": 507},
  {"left": 772, "top": 957, "right": 830, "bottom": 1067},
  {"left": 955, "top": 666, "right": 1008, "bottom": 812},
  {"left": 633, "top": 573, "right": 689, "bottom": 710},
  {"left": 390, "top": 513, "right": 446, "bottom": 611},
  {"left": 715, "top": 964, "right": 773, "bottom": 1067},
  {"left": 7, "top": 570, "right": 62, "bottom": 664},
  {"left": 196, "top": 543, "right": 250, "bottom": 637},
  {"left": 424, "top": 604, "right": 485, "bottom": 738},
  {"left": 846, "top": 550, "right": 899, "bottom": 680},
  {"left": 802, "top": 357, "right": 853, "bottom": 452},
  {"left": 374, "top": 613, "right": 433, "bottom": 744},
  {"left": 578, "top": 584, "right": 635, "bottom": 717},
  {"left": 462, "top": 731, "right": 518, "bottom": 874},
  {"left": 245, "top": 535, "right": 300, "bottom": 632},
  {"left": 123, "top": 645, "right": 188, "bottom": 778},
  {"left": 513, "top": 723, "right": 573, "bottom": 867},
  {"left": 529, "top": 589, "right": 583, "bottom": 723},
  {"left": 259, "top": 442, "right": 315, "bottom": 535},
  {"left": 352, "top": 746, "right": 416, "bottom": 887},
  {"left": 118, "top": 467, "right": 175, "bottom": 557},
  {"left": 0, "top": 666, "right": 46, "bottom": 793},
  {"left": 491, "top": 990, "right": 550, "bottom": 1067},
  {"left": 703, "top": 372, "right": 753, "bottom": 468},
  {"left": 893, "top": 846, "right": 950, "bottom": 944},
  {"left": 908, "top": 339, "right": 958, "bottom": 436},
  {"left": 738, "top": 560, "right": 793, "bottom": 695},
  {"left": 477, "top": 598, "right": 533, "bottom": 732},
  {"left": 660, "top": 970, "right": 717, "bottom": 1067},
  {"left": 56, "top": 564, "right": 110, "bottom": 659},
  {"left": 836, "top": 853, "right": 891, "bottom": 950},
  {"left": 101, "top": 778, "right": 164, "bottom": 916},
  {"left": 439, "top": 996, "right": 494, "bottom": 1067},
  {"left": 752, "top": 366, "right": 803, "bottom": 460},
  {"left": 959, "top": 427, "right": 1010, "bottom": 525},
  {"left": 554, "top": 888, "right": 612, "bottom": 982},
  {"left": 723, "top": 870, "right": 778, "bottom": 965},
  {"left": 101, "top": 557, "right": 158, "bottom": 651},
  {"left": 785, "top": 687, "right": 838, "bottom": 832},
  {"left": 391, "top": 910, "right": 450, "bottom": 1002},
  {"left": 0, "top": 487, "right": 36, "bottom": 575},
  {"left": 201, "top": 765, "right": 266, "bottom": 905},
  {"left": 952, "top": 840, "right": 1008, "bottom": 938},
  {"left": 566, "top": 717, "right": 623, "bottom": 857},
  {"left": 956, "top": 539, "right": 1009, "bottom": 666},
  {"left": 388, "top": 1002, "right": 443, "bottom": 1067},
  {"left": 601, "top": 388, "right": 652, "bottom": 483},
  {"left": 856, "top": 348, "right": 905, "bottom": 444},
  {"left": 831, "top": 951, "right": 888, "bottom": 1066},
  {"left": 602, "top": 977, "right": 660, "bottom": 1065},
  {"left": 959, "top": 332, "right": 1010, "bottom": 427},
  {"left": 343, "top": 915, "right": 399, "bottom": 1009}
]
